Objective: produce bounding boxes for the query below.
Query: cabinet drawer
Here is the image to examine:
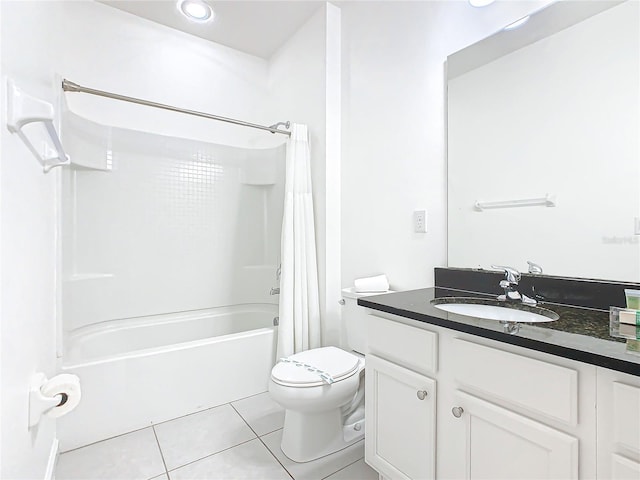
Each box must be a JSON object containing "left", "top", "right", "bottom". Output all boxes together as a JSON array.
[
  {"left": 367, "top": 314, "right": 438, "bottom": 375},
  {"left": 451, "top": 338, "right": 578, "bottom": 426}
]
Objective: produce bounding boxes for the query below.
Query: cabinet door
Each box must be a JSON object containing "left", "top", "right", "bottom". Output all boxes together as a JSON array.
[
  {"left": 612, "top": 454, "right": 640, "bottom": 480},
  {"left": 596, "top": 368, "right": 640, "bottom": 480},
  {"left": 451, "top": 391, "right": 579, "bottom": 480},
  {"left": 365, "top": 354, "right": 436, "bottom": 480}
]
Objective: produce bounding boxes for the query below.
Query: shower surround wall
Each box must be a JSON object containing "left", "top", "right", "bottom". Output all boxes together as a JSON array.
[{"left": 61, "top": 112, "right": 285, "bottom": 331}]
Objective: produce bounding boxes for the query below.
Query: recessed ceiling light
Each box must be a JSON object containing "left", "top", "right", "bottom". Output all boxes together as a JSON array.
[
  {"left": 469, "top": 0, "right": 496, "bottom": 7},
  {"left": 177, "top": 0, "right": 214, "bottom": 22},
  {"left": 504, "top": 15, "right": 530, "bottom": 30}
]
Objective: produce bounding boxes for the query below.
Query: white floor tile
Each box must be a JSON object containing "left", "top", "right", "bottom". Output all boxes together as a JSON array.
[
  {"left": 151, "top": 475, "right": 169, "bottom": 480},
  {"left": 261, "top": 429, "right": 364, "bottom": 480},
  {"left": 56, "top": 428, "right": 165, "bottom": 480},
  {"left": 231, "top": 392, "right": 285, "bottom": 436},
  {"left": 154, "top": 404, "right": 256, "bottom": 470},
  {"left": 322, "top": 459, "right": 378, "bottom": 480},
  {"left": 169, "top": 439, "right": 291, "bottom": 480}
]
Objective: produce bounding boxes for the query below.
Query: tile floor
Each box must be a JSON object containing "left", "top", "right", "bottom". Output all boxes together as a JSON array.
[{"left": 56, "top": 392, "right": 379, "bottom": 480}]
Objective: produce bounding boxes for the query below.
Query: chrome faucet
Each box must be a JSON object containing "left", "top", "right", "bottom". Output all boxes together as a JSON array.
[{"left": 491, "top": 265, "right": 537, "bottom": 306}]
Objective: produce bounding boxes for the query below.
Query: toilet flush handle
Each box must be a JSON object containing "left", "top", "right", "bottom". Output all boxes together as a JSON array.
[
  {"left": 417, "top": 390, "right": 428, "bottom": 400},
  {"left": 338, "top": 299, "right": 345, "bottom": 305}
]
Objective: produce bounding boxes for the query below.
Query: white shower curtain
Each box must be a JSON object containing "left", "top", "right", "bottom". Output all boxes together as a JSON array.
[{"left": 277, "top": 124, "right": 321, "bottom": 359}]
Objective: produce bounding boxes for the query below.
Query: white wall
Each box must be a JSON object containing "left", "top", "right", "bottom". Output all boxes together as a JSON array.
[
  {"left": 1, "top": 3, "right": 60, "bottom": 477},
  {"left": 448, "top": 1, "right": 639, "bottom": 281},
  {"left": 340, "top": 0, "right": 552, "bottom": 292}
]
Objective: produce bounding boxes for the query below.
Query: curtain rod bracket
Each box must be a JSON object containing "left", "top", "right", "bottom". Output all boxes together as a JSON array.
[{"left": 269, "top": 121, "right": 290, "bottom": 133}]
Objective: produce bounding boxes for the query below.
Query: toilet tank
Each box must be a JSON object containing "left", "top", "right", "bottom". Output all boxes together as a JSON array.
[{"left": 341, "top": 287, "right": 392, "bottom": 355}]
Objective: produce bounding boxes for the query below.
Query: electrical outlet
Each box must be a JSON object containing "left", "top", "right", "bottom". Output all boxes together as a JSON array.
[{"left": 414, "top": 210, "right": 427, "bottom": 233}]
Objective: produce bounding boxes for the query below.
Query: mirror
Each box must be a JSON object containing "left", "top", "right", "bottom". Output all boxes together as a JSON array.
[{"left": 447, "top": 0, "right": 639, "bottom": 282}]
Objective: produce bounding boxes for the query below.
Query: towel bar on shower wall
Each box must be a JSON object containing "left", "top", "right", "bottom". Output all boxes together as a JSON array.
[{"left": 6, "top": 78, "right": 70, "bottom": 173}]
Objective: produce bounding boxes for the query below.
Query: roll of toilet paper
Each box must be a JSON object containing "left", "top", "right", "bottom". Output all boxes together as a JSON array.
[
  {"left": 41, "top": 373, "right": 82, "bottom": 419},
  {"left": 354, "top": 274, "right": 390, "bottom": 293}
]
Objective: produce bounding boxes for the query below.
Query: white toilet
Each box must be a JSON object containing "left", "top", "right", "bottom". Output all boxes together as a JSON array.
[{"left": 269, "top": 288, "right": 382, "bottom": 463}]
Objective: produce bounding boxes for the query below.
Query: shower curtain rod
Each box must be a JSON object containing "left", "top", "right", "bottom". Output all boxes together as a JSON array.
[{"left": 61, "top": 79, "right": 291, "bottom": 137}]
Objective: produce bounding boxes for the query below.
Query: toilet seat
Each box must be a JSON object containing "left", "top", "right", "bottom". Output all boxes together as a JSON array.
[{"left": 271, "top": 346, "right": 360, "bottom": 387}]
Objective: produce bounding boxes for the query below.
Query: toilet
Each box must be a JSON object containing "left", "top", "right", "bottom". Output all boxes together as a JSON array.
[{"left": 269, "top": 287, "right": 385, "bottom": 463}]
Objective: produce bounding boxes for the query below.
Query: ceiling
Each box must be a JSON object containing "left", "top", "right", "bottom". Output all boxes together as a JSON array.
[{"left": 98, "top": 0, "right": 324, "bottom": 59}]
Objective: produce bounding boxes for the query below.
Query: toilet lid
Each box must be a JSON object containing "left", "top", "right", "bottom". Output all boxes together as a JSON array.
[{"left": 271, "top": 346, "right": 360, "bottom": 387}]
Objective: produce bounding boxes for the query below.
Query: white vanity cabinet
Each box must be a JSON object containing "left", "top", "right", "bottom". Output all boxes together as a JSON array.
[
  {"left": 596, "top": 367, "right": 640, "bottom": 480},
  {"left": 365, "top": 312, "right": 605, "bottom": 480},
  {"left": 445, "top": 390, "right": 579, "bottom": 480},
  {"left": 440, "top": 337, "right": 586, "bottom": 480},
  {"left": 365, "top": 314, "right": 438, "bottom": 480},
  {"left": 365, "top": 354, "right": 436, "bottom": 480}
]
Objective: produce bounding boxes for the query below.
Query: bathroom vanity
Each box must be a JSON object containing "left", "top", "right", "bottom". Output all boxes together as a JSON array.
[{"left": 358, "top": 286, "right": 640, "bottom": 480}]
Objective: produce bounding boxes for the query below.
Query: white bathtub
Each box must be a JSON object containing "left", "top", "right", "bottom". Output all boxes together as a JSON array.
[{"left": 58, "top": 304, "right": 278, "bottom": 452}]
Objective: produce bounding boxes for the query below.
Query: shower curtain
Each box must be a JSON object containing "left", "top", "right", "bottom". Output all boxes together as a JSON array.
[{"left": 277, "top": 124, "right": 321, "bottom": 359}]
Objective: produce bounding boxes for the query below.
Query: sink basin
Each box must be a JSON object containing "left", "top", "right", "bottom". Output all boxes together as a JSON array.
[{"left": 430, "top": 297, "right": 559, "bottom": 323}]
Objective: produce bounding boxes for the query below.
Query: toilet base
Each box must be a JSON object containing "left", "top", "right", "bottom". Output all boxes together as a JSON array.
[{"left": 280, "top": 409, "right": 364, "bottom": 463}]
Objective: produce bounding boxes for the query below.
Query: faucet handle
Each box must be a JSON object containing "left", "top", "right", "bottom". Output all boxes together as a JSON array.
[
  {"left": 527, "top": 261, "right": 543, "bottom": 274},
  {"left": 491, "top": 265, "right": 521, "bottom": 283}
]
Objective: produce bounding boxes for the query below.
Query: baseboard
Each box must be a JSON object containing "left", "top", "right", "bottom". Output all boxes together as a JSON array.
[{"left": 44, "top": 438, "right": 59, "bottom": 480}]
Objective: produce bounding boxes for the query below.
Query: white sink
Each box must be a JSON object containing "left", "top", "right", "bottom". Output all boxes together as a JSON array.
[{"left": 431, "top": 298, "right": 559, "bottom": 323}]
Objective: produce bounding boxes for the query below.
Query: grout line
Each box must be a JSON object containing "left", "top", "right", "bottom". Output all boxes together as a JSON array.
[
  {"left": 230, "top": 404, "right": 293, "bottom": 480},
  {"left": 229, "top": 403, "right": 260, "bottom": 438},
  {"left": 231, "top": 390, "right": 271, "bottom": 404},
  {"left": 153, "top": 390, "right": 269, "bottom": 427},
  {"left": 166, "top": 438, "right": 257, "bottom": 474},
  {"left": 151, "top": 425, "right": 169, "bottom": 477},
  {"left": 258, "top": 426, "right": 285, "bottom": 437},
  {"left": 260, "top": 427, "right": 283, "bottom": 437},
  {"left": 148, "top": 474, "right": 169, "bottom": 480},
  {"left": 256, "top": 434, "right": 294, "bottom": 480},
  {"left": 319, "top": 457, "right": 365, "bottom": 480},
  {"left": 59, "top": 424, "right": 154, "bottom": 454},
  {"left": 151, "top": 403, "right": 230, "bottom": 427},
  {"left": 61, "top": 392, "right": 271, "bottom": 453}
]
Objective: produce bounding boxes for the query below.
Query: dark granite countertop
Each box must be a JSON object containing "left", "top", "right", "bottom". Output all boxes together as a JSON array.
[{"left": 358, "top": 287, "right": 640, "bottom": 377}]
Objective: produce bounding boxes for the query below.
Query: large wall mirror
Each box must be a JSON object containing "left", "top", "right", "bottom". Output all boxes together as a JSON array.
[{"left": 447, "top": 0, "right": 639, "bottom": 282}]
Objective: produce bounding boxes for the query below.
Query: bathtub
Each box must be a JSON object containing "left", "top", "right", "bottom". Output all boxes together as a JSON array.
[{"left": 57, "top": 304, "right": 278, "bottom": 452}]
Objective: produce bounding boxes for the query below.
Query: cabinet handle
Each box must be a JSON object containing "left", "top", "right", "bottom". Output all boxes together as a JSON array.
[
  {"left": 451, "top": 406, "right": 464, "bottom": 418},
  {"left": 416, "top": 390, "right": 428, "bottom": 400}
]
